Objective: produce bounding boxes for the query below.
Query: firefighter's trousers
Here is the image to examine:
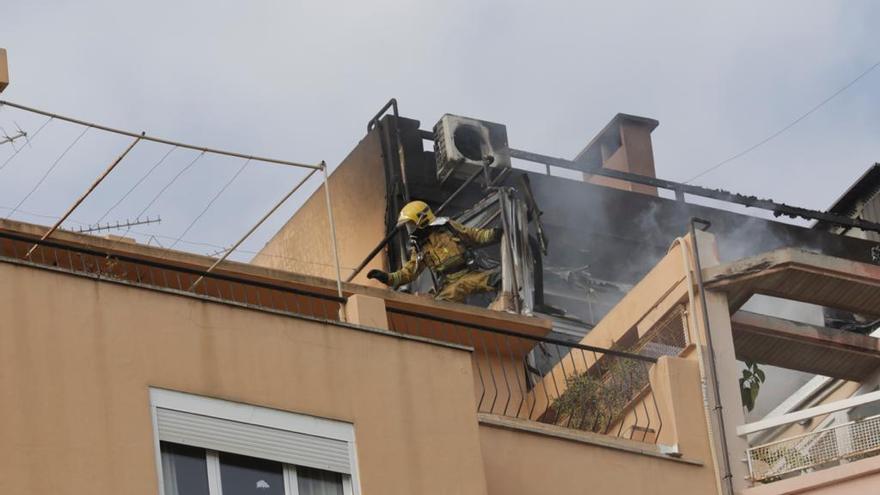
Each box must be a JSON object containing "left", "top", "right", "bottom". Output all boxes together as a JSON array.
[{"left": 435, "top": 269, "right": 498, "bottom": 303}]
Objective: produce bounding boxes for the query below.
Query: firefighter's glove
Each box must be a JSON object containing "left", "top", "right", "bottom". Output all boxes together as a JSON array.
[
  {"left": 491, "top": 228, "right": 503, "bottom": 243},
  {"left": 367, "top": 269, "right": 390, "bottom": 285}
]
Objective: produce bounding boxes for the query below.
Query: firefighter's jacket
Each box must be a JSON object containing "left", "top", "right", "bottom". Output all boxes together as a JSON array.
[{"left": 387, "top": 218, "right": 500, "bottom": 290}]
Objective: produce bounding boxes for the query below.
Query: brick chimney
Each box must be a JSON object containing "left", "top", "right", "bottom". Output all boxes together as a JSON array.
[
  {"left": 575, "top": 113, "right": 659, "bottom": 196},
  {"left": 0, "top": 48, "right": 8, "bottom": 93}
]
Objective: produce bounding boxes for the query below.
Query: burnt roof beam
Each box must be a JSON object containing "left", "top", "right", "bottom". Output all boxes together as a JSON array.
[{"left": 508, "top": 148, "right": 880, "bottom": 235}]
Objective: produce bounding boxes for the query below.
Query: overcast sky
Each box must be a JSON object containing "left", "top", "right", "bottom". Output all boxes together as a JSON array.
[{"left": 1, "top": 1, "right": 879, "bottom": 262}]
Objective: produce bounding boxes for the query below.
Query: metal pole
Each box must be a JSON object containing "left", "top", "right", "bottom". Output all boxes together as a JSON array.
[
  {"left": 25, "top": 134, "right": 142, "bottom": 258},
  {"left": 188, "top": 168, "right": 318, "bottom": 291},
  {"left": 436, "top": 167, "right": 484, "bottom": 215},
  {"left": 344, "top": 226, "right": 399, "bottom": 283},
  {"left": 0, "top": 100, "right": 320, "bottom": 170},
  {"left": 323, "top": 161, "right": 344, "bottom": 299}
]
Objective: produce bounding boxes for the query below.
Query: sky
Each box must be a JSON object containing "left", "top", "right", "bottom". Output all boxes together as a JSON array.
[{"left": 1, "top": 0, "right": 879, "bottom": 262}]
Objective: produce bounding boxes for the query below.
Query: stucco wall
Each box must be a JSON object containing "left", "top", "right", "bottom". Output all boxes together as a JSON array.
[
  {"left": 0, "top": 262, "right": 488, "bottom": 495},
  {"left": 476, "top": 357, "right": 718, "bottom": 495},
  {"left": 478, "top": 421, "right": 716, "bottom": 495},
  {"left": 253, "top": 131, "right": 389, "bottom": 286}
]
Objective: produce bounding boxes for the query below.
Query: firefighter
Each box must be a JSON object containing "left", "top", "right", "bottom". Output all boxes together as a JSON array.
[{"left": 367, "top": 200, "right": 503, "bottom": 303}]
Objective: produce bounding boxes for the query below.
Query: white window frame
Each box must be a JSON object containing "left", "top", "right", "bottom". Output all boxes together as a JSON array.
[{"left": 150, "top": 388, "right": 360, "bottom": 495}]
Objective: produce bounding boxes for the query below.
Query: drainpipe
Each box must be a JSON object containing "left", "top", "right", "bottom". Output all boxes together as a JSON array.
[
  {"left": 689, "top": 218, "right": 735, "bottom": 495},
  {"left": 671, "top": 235, "right": 725, "bottom": 495}
]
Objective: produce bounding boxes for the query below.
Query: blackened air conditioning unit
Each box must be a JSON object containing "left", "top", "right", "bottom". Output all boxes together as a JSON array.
[{"left": 434, "top": 114, "right": 511, "bottom": 184}]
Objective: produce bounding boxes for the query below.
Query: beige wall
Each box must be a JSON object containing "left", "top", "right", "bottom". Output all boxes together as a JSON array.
[
  {"left": 0, "top": 262, "right": 488, "bottom": 495},
  {"left": 480, "top": 424, "right": 705, "bottom": 494},
  {"left": 253, "top": 131, "right": 389, "bottom": 286},
  {"left": 478, "top": 357, "right": 718, "bottom": 495}
]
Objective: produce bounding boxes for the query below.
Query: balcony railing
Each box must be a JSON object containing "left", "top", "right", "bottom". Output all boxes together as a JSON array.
[
  {"left": 747, "top": 413, "right": 880, "bottom": 482},
  {"left": 739, "top": 389, "right": 880, "bottom": 483},
  {"left": 386, "top": 306, "right": 670, "bottom": 443}
]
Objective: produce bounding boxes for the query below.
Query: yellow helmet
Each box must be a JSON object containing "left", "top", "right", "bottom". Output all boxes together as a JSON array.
[{"left": 397, "top": 200, "right": 435, "bottom": 230}]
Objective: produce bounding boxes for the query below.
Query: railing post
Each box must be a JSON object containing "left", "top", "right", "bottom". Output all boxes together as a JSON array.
[
  {"left": 322, "top": 161, "right": 344, "bottom": 300},
  {"left": 25, "top": 134, "right": 141, "bottom": 258},
  {"left": 690, "top": 227, "right": 750, "bottom": 494}
]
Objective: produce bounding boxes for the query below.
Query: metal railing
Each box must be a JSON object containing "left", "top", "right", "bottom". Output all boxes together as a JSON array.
[
  {"left": 0, "top": 229, "right": 345, "bottom": 322},
  {"left": 385, "top": 306, "right": 665, "bottom": 443},
  {"left": 747, "top": 414, "right": 880, "bottom": 482}
]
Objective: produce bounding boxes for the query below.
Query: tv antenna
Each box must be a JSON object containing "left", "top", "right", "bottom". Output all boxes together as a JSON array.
[
  {"left": 0, "top": 123, "right": 27, "bottom": 149},
  {"left": 75, "top": 215, "right": 161, "bottom": 234}
]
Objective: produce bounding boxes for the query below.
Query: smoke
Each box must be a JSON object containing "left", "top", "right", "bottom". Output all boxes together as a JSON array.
[{"left": 715, "top": 214, "right": 800, "bottom": 262}]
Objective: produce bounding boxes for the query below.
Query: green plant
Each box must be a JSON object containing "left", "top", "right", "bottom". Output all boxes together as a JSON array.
[
  {"left": 550, "top": 358, "right": 649, "bottom": 432},
  {"left": 740, "top": 361, "right": 766, "bottom": 412}
]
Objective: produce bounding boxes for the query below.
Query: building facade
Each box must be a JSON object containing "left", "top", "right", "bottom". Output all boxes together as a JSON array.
[{"left": 3, "top": 103, "right": 880, "bottom": 495}]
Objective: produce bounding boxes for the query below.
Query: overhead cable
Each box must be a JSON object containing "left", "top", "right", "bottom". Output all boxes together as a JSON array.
[
  {"left": 189, "top": 168, "right": 319, "bottom": 291},
  {"left": 169, "top": 158, "right": 251, "bottom": 249},
  {"left": 0, "top": 100, "right": 320, "bottom": 170},
  {"left": 5, "top": 125, "right": 90, "bottom": 219},
  {"left": 686, "top": 57, "right": 880, "bottom": 183},
  {"left": 133, "top": 150, "right": 206, "bottom": 220},
  {"left": 95, "top": 145, "right": 178, "bottom": 224}
]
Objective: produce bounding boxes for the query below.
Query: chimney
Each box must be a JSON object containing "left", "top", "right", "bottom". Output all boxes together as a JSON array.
[
  {"left": 575, "top": 113, "right": 659, "bottom": 196},
  {"left": 0, "top": 48, "right": 8, "bottom": 93}
]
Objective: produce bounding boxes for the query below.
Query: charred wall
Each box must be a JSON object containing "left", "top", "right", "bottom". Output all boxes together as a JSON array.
[
  {"left": 387, "top": 118, "right": 880, "bottom": 325},
  {"left": 258, "top": 109, "right": 880, "bottom": 328}
]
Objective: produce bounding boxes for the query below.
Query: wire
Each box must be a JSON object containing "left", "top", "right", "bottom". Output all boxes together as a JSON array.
[
  {"left": 0, "top": 100, "right": 319, "bottom": 170},
  {"left": 0, "top": 205, "right": 90, "bottom": 225},
  {"left": 685, "top": 57, "right": 880, "bottom": 184},
  {"left": 5, "top": 125, "right": 90, "bottom": 219},
  {"left": 94, "top": 145, "right": 178, "bottom": 224},
  {"left": 133, "top": 149, "right": 206, "bottom": 219},
  {"left": 169, "top": 158, "right": 250, "bottom": 249},
  {"left": 0, "top": 116, "right": 53, "bottom": 172},
  {"left": 121, "top": 149, "right": 205, "bottom": 240}
]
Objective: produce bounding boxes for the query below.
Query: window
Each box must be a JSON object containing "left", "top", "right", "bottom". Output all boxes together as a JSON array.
[
  {"left": 150, "top": 389, "right": 358, "bottom": 495},
  {"left": 159, "top": 442, "right": 344, "bottom": 495}
]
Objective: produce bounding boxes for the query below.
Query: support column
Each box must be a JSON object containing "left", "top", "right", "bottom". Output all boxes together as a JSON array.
[
  {"left": 693, "top": 229, "right": 750, "bottom": 494},
  {"left": 344, "top": 294, "right": 389, "bottom": 330},
  {"left": 650, "top": 356, "right": 713, "bottom": 460}
]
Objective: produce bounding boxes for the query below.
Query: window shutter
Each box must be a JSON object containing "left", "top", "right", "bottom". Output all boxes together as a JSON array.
[{"left": 156, "top": 407, "right": 352, "bottom": 474}]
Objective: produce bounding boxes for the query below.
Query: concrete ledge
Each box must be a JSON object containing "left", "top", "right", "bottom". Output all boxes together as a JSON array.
[
  {"left": 0, "top": 218, "right": 552, "bottom": 339},
  {"left": 0, "top": 256, "right": 474, "bottom": 354},
  {"left": 478, "top": 413, "right": 703, "bottom": 466}
]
